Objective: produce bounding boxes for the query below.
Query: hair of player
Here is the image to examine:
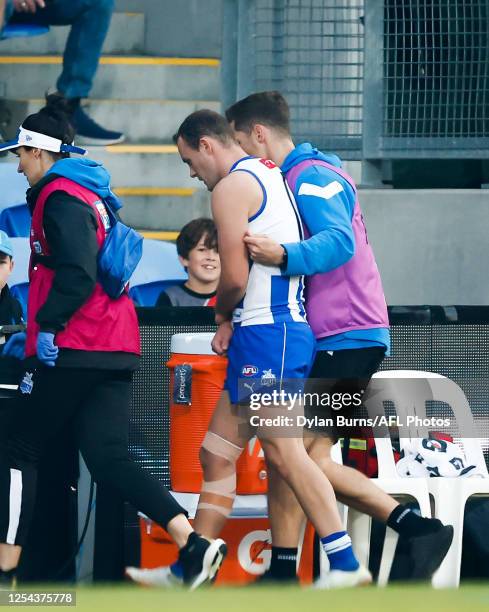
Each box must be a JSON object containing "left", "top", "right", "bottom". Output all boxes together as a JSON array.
[
  {"left": 21, "top": 94, "right": 75, "bottom": 160},
  {"left": 225, "top": 91, "right": 291, "bottom": 135},
  {"left": 173, "top": 109, "right": 235, "bottom": 150},
  {"left": 176, "top": 217, "right": 218, "bottom": 259}
]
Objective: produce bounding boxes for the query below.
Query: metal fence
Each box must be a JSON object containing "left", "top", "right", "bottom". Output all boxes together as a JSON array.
[
  {"left": 222, "top": 0, "right": 365, "bottom": 159},
  {"left": 224, "top": 0, "right": 489, "bottom": 161},
  {"left": 364, "top": 0, "right": 489, "bottom": 158}
]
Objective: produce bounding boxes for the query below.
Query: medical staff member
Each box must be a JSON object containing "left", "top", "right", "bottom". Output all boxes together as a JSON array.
[{"left": 0, "top": 97, "right": 225, "bottom": 589}]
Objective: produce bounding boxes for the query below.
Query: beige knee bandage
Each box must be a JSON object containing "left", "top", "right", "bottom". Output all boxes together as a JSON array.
[
  {"left": 198, "top": 432, "right": 243, "bottom": 517},
  {"left": 201, "top": 431, "right": 243, "bottom": 462}
]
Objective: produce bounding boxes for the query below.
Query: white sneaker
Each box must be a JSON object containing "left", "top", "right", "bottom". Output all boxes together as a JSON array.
[
  {"left": 313, "top": 565, "right": 372, "bottom": 589},
  {"left": 125, "top": 565, "right": 183, "bottom": 587}
]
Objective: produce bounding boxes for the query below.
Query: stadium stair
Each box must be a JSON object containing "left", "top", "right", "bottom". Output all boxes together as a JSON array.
[{"left": 0, "top": 10, "right": 218, "bottom": 237}]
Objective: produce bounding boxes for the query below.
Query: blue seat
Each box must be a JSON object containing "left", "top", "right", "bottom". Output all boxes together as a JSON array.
[
  {"left": 130, "top": 239, "right": 187, "bottom": 286},
  {"left": 9, "top": 238, "right": 30, "bottom": 286},
  {"left": 129, "top": 280, "right": 185, "bottom": 307},
  {"left": 0, "top": 204, "right": 30, "bottom": 237},
  {"left": 1, "top": 23, "right": 49, "bottom": 40},
  {"left": 0, "top": 164, "right": 29, "bottom": 211},
  {"left": 10, "top": 282, "right": 29, "bottom": 320}
]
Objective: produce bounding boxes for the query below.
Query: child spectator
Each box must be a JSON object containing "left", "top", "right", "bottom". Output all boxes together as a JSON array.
[{"left": 156, "top": 218, "right": 220, "bottom": 307}]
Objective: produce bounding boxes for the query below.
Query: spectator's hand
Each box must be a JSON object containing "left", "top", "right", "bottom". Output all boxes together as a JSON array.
[
  {"left": 13, "top": 0, "right": 45, "bottom": 14},
  {"left": 211, "top": 321, "right": 233, "bottom": 356},
  {"left": 244, "top": 231, "right": 286, "bottom": 266},
  {"left": 37, "top": 331, "right": 58, "bottom": 367},
  {"left": 3, "top": 332, "right": 26, "bottom": 360}
]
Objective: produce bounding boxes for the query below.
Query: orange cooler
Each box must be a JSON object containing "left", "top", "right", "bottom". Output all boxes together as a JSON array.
[
  {"left": 167, "top": 333, "right": 227, "bottom": 492},
  {"left": 167, "top": 332, "right": 267, "bottom": 494}
]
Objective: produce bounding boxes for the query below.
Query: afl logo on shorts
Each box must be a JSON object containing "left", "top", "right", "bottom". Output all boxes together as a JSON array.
[{"left": 242, "top": 365, "right": 258, "bottom": 377}]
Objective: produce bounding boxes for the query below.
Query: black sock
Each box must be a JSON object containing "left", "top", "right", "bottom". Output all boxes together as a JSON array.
[
  {"left": 387, "top": 505, "right": 442, "bottom": 538},
  {"left": 269, "top": 547, "right": 298, "bottom": 581}
]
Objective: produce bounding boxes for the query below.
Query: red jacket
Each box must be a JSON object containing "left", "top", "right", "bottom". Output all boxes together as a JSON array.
[{"left": 25, "top": 177, "right": 140, "bottom": 360}]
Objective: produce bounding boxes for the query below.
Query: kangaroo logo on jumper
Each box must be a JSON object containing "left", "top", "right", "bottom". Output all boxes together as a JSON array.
[
  {"left": 95, "top": 201, "right": 111, "bottom": 231},
  {"left": 20, "top": 372, "right": 34, "bottom": 395},
  {"left": 242, "top": 365, "right": 258, "bottom": 377},
  {"left": 33, "top": 241, "right": 43, "bottom": 255},
  {"left": 261, "top": 369, "right": 276, "bottom": 387}
]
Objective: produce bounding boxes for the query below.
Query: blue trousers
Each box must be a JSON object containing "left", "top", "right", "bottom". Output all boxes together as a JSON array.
[{"left": 4, "top": 0, "right": 114, "bottom": 98}]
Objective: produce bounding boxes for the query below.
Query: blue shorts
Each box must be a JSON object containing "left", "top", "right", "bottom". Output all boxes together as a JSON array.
[{"left": 224, "top": 322, "right": 316, "bottom": 404}]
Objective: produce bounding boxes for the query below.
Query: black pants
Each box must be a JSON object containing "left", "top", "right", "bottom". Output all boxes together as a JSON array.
[
  {"left": 0, "top": 367, "right": 185, "bottom": 547},
  {"left": 306, "top": 346, "right": 386, "bottom": 441}
]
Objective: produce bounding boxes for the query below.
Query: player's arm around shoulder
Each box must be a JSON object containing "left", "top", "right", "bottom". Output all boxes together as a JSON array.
[
  {"left": 211, "top": 171, "right": 262, "bottom": 324},
  {"left": 280, "top": 166, "right": 356, "bottom": 276}
]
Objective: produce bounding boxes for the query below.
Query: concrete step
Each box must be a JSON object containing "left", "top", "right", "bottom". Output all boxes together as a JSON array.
[
  {"left": 0, "top": 56, "right": 220, "bottom": 100},
  {"left": 88, "top": 145, "right": 192, "bottom": 188},
  {"left": 2, "top": 99, "right": 220, "bottom": 143},
  {"left": 0, "top": 12, "right": 145, "bottom": 55},
  {"left": 116, "top": 188, "right": 211, "bottom": 231}
]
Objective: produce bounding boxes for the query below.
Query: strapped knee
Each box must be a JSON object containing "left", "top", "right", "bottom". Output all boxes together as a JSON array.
[
  {"left": 198, "top": 432, "right": 243, "bottom": 518},
  {"left": 201, "top": 431, "right": 243, "bottom": 463}
]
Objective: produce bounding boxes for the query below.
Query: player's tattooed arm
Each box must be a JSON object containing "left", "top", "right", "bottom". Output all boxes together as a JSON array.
[{"left": 211, "top": 171, "right": 262, "bottom": 323}]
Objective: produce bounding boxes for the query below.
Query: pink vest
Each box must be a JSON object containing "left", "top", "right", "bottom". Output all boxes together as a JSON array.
[
  {"left": 26, "top": 177, "right": 140, "bottom": 358},
  {"left": 286, "top": 160, "right": 389, "bottom": 339}
]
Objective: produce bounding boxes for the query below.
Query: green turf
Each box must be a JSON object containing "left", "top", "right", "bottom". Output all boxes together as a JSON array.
[{"left": 20, "top": 584, "right": 489, "bottom": 612}]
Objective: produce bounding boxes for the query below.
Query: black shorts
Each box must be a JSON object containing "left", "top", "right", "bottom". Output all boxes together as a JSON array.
[{"left": 304, "top": 346, "right": 386, "bottom": 442}]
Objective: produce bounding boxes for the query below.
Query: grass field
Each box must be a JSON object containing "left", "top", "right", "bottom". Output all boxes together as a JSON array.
[{"left": 13, "top": 584, "right": 489, "bottom": 611}]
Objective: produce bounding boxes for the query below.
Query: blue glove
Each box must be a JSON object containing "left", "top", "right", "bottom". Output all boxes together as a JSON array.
[
  {"left": 37, "top": 332, "right": 58, "bottom": 367},
  {"left": 3, "top": 332, "right": 26, "bottom": 360}
]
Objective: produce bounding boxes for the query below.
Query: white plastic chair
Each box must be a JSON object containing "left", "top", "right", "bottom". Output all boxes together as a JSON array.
[
  {"left": 386, "top": 371, "right": 489, "bottom": 588},
  {"left": 344, "top": 371, "right": 435, "bottom": 586},
  {"left": 369, "top": 370, "right": 489, "bottom": 587}
]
